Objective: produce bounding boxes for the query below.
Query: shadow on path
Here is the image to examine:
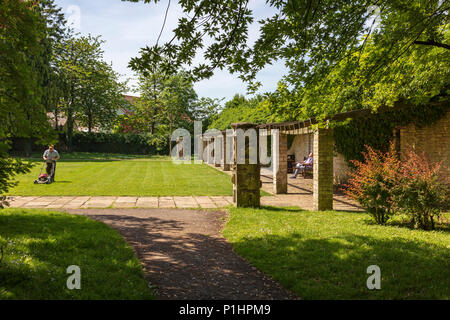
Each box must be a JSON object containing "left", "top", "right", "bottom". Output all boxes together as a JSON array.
[{"left": 65, "top": 208, "right": 297, "bottom": 300}]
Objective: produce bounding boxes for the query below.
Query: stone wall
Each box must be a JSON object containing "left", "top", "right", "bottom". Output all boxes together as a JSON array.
[
  {"left": 333, "top": 152, "right": 350, "bottom": 185},
  {"left": 288, "top": 134, "right": 350, "bottom": 184},
  {"left": 397, "top": 109, "right": 450, "bottom": 183},
  {"left": 287, "top": 133, "right": 312, "bottom": 162}
]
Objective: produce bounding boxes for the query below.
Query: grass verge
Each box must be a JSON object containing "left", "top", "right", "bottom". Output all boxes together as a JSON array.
[
  {"left": 223, "top": 206, "right": 450, "bottom": 299},
  {"left": 0, "top": 209, "right": 154, "bottom": 299}
]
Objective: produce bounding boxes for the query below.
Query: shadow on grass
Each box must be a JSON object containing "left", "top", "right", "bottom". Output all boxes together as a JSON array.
[
  {"left": 0, "top": 211, "right": 154, "bottom": 300},
  {"left": 387, "top": 218, "right": 450, "bottom": 233},
  {"left": 229, "top": 231, "right": 450, "bottom": 299},
  {"left": 259, "top": 206, "right": 305, "bottom": 212},
  {"left": 75, "top": 212, "right": 296, "bottom": 300}
]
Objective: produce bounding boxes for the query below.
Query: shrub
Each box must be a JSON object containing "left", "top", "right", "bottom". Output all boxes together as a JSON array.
[
  {"left": 395, "top": 150, "right": 448, "bottom": 230},
  {"left": 0, "top": 155, "right": 32, "bottom": 208},
  {"left": 56, "top": 132, "right": 169, "bottom": 155},
  {"left": 344, "top": 143, "right": 401, "bottom": 225}
]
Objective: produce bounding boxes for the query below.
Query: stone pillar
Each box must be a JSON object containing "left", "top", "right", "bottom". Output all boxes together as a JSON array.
[
  {"left": 221, "top": 131, "right": 231, "bottom": 171},
  {"left": 214, "top": 136, "right": 221, "bottom": 167},
  {"left": 272, "top": 130, "right": 288, "bottom": 194},
  {"left": 231, "top": 123, "right": 261, "bottom": 208},
  {"left": 313, "top": 128, "right": 334, "bottom": 211},
  {"left": 202, "top": 139, "right": 208, "bottom": 162},
  {"left": 196, "top": 135, "right": 203, "bottom": 163},
  {"left": 208, "top": 139, "right": 214, "bottom": 164}
]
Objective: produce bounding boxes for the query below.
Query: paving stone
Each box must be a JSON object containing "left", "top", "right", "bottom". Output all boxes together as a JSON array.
[
  {"left": 62, "top": 205, "right": 84, "bottom": 209},
  {"left": 16, "top": 197, "right": 38, "bottom": 203},
  {"left": 71, "top": 196, "right": 90, "bottom": 201},
  {"left": 174, "top": 197, "right": 198, "bottom": 208},
  {"left": 113, "top": 202, "right": 137, "bottom": 208},
  {"left": 23, "top": 201, "right": 54, "bottom": 207},
  {"left": 85, "top": 202, "right": 114, "bottom": 208},
  {"left": 211, "top": 201, "right": 228, "bottom": 208},
  {"left": 113, "top": 197, "right": 137, "bottom": 208},
  {"left": 115, "top": 197, "right": 138, "bottom": 203},
  {"left": 46, "top": 204, "right": 66, "bottom": 209},
  {"left": 89, "top": 196, "right": 118, "bottom": 201},
  {"left": 209, "top": 196, "right": 226, "bottom": 201},
  {"left": 159, "top": 200, "right": 176, "bottom": 208},
  {"left": 199, "top": 203, "right": 217, "bottom": 209},
  {"left": 194, "top": 196, "right": 214, "bottom": 204},
  {"left": 135, "top": 197, "right": 158, "bottom": 208},
  {"left": 223, "top": 196, "right": 234, "bottom": 204},
  {"left": 23, "top": 205, "right": 48, "bottom": 208},
  {"left": 213, "top": 201, "right": 229, "bottom": 207},
  {"left": 8, "top": 202, "right": 28, "bottom": 208},
  {"left": 82, "top": 197, "right": 115, "bottom": 208}
]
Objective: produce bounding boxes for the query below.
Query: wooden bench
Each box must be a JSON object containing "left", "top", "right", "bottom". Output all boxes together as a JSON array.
[{"left": 301, "top": 164, "right": 313, "bottom": 178}]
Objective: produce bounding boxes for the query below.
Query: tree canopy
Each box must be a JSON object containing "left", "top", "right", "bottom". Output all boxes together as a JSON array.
[{"left": 125, "top": 0, "right": 449, "bottom": 119}]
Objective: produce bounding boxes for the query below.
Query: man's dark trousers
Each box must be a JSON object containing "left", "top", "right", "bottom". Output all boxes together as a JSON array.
[{"left": 46, "top": 162, "right": 56, "bottom": 181}]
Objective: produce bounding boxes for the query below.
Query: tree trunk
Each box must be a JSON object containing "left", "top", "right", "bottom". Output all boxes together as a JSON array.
[
  {"left": 88, "top": 109, "right": 92, "bottom": 133},
  {"left": 67, "top": 107, "right": 74, "bottom": 151},
  {"left": 169, "top": 122, "right": 173, "bottom": 156},
  {"left": 67, "top": 82, "right": 75, "bottom": 152},
  {"left": 24, "top": 138, "right": 32, "bottom": 158},
  {"left": 150, "top": 122, "right": 154, "bottom": 135},
  {"left": 54, "top": 106, "right": 59, "bottom": 130}
]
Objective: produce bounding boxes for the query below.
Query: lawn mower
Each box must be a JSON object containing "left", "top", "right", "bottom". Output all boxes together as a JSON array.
[{"left": 34, "top": 161, "right": 55, "bottom": 184}]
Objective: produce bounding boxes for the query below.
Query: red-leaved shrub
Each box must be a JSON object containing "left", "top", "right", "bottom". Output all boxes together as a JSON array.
[
  {"left": 344, "top": 143, "right": 401, "bottom": 225},
  {"left": 395, "top": 149, "right": 448, "bottom": 230},
  {"left": 344, "top": 142, "right": 448, "bottom": 229}
]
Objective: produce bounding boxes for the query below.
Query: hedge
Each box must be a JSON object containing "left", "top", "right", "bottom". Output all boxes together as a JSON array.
[{"left": 56, "top": 132, "right": 169, "bottom": 155}]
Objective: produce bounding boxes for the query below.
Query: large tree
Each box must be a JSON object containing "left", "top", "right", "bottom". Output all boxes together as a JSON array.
[
  {"left": 125, "top": 0, "right": 449, "bottom": 118},
  {"left": 0, "top": 0, "right": 56, "bottom": 204},
  {"left": 131, "top": 71, "right": 198, "bottom": 153},
  {"left": 35, "top": 0, "right": 67, "bottom": 129},
  {"left": 77, "top": 61, "right": 127, "bottom": 133},
  {"left": 55, "top": 34, "right": 126, "bottom": 147}
]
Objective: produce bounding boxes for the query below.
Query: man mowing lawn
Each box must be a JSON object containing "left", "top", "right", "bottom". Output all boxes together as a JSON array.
[{"left": 42, "top": 145, "right": 60, "bottom": 182}]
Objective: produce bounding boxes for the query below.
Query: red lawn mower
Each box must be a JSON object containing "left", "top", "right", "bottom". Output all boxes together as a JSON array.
[{"left": 34, "top": 161, "right": 55, "bottom": 184}]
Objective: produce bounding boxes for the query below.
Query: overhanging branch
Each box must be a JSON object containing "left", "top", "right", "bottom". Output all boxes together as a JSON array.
[{"left": 413, "top": 40, "right": 450, "bottom": 50}]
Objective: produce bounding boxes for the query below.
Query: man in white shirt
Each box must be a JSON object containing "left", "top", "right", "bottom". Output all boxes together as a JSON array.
[
  {"left": 43, "top": 145, "right": 60, "bottom": 182},
  {"left": 291, "top": 152, "right": 313, "bottom": 178}
]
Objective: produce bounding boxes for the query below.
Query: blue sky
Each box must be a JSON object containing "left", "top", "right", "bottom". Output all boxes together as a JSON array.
[{"left": 53, "top": 0, "right": 288, "bottom": 104}]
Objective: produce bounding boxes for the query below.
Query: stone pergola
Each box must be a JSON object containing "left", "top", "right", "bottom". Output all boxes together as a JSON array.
[
  {"left": 198, "top": 108, "right": 374, "bottom": 210},
  {"left": 259, "top": 123, "right": 334, "bottom": 211}
]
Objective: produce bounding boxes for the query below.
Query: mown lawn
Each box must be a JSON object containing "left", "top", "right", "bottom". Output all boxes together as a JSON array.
[
  {"left": 223, "top": 207, "right": 450, "bottom": 299},
  {"left": 0, "top": 209, "right": 154, "bottom": 299},
  {"left": 6, "top": 155, "right": 233, "bottom": 196}
]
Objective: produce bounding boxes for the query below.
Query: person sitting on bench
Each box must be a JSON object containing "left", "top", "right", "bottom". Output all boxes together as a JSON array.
[{"left": 290, "top": 152, "right": 313, "bottom": 178}]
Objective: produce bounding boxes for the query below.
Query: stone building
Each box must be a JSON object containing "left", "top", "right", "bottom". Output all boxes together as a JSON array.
[
  {"left": 394, "top": 108, "right": 449, "bottom": 184},
  {"left": 200, "top": 105, "right": 449, "bottom": 209}
]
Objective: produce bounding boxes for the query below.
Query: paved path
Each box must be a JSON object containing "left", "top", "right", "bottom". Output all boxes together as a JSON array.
[
  {"left": 66, "top": 208, "right": 297, "bottom": 300},
  {"left": 7, "top": 196, "right": 234, "bottom": 209},
  {"left": 7, "top": 192, "right": 361, "bottom": 211}
]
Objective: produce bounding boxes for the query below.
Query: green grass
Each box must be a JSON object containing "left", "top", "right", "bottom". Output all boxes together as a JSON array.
[
  {"left": 223, "top": 207, "right": 450, "bottom": 299},
  {"left": 6, "top": 156, "right": 233, "bottom": 196},
  {"left": 0, "top": 209, "right": 154, "bottom": 299}
]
